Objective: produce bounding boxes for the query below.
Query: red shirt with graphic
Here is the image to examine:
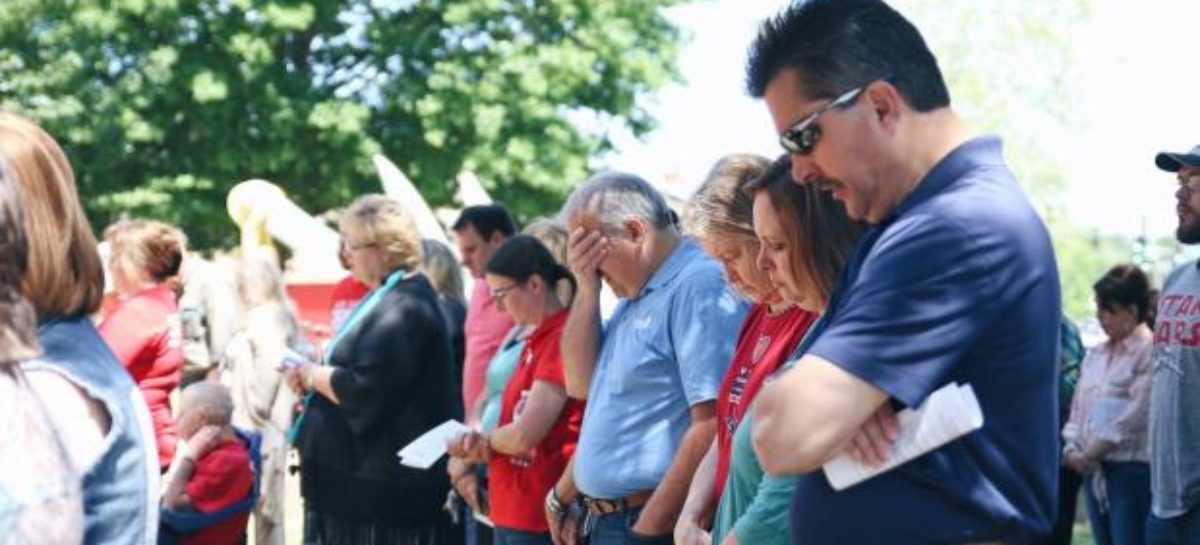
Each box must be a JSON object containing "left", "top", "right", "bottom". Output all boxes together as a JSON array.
[
  {"left": 488, "top": 310, "right": 583, "bottom": 532},
  {"left": 184, "top": 438, "right": 254, "bottom": 545},
  {"left": 100, "top": 284, "right": 183, "bottom": 467},
  {"left": 329, "top": 274, "right": 370, "bottom": 333},
  {"left": 713, "top": 303, "right": 816, "bottom": 497}
]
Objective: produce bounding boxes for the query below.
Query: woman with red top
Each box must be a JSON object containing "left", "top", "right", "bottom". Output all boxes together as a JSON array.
[
  {"left": 100, "top": 219, "right": 186, "bottom": 470},
  {"left": 448, "top": 235, "right": 583, "bottom": 545},
  {"left": 675, "top": 155, "right": 864, "bottom": 545}
]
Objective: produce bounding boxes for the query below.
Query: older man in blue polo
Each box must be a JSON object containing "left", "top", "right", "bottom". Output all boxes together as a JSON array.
[{"left": 542, "top": 172, "right": 746, "bottom": 545}]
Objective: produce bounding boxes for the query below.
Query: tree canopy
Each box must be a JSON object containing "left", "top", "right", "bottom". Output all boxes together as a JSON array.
[{"left": 0, "top": 0, "right": 687, "bottom": 248}]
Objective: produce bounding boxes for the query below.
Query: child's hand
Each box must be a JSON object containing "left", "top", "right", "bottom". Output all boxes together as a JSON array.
[{"left": 184, "top": 425, "right": 224, "bottom": 461}]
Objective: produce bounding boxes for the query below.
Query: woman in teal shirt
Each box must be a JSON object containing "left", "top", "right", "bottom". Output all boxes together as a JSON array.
[{"left": 679, "top": 156, "right": 862, "bottom": 545}]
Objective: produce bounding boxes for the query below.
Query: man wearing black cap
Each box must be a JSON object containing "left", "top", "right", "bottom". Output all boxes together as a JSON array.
[{"left": 1147, "top": 145, "right": 1200, "bottom": 544}]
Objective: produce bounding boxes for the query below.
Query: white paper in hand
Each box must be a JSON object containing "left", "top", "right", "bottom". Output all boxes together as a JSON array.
[
  {"left": 823, "top": 383, "right": 984, "bottom": 490},
  {"left": 397, "top": 420, "right": 471, "bottom": 469}
]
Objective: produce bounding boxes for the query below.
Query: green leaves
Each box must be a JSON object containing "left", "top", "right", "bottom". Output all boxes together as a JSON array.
[{"left": 0, "top": 0, "right": 687, "bottom": 249}]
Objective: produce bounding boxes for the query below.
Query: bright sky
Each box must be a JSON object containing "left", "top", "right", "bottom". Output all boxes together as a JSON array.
[{"left": 605, "top": 0, "right": 1200, "bottom": 240}]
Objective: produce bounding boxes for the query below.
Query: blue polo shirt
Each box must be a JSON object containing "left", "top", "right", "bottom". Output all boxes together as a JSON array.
[
  {"left": 790, "top": 136, "right": 1061, "bottom": 545},
  {"left": 574, "top": 238, "right": 747, "bottom": 499}
]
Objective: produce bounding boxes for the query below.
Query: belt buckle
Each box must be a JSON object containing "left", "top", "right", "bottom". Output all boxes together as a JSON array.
[{"left": 583, "top": 496, "right": 623, "bottom": 515}]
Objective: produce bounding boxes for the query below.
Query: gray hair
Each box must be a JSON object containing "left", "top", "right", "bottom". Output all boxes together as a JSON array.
[
  {"left": 559, "top": 171, "right": 674, "bottom": 235},
  {"left": 420, "top": 239, "right": 464, "bottom": 303}
]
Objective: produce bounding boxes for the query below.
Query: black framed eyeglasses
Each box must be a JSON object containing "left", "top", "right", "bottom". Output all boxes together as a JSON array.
[{"left": 779, "top": 84, "right": 868, "bottom": 156}]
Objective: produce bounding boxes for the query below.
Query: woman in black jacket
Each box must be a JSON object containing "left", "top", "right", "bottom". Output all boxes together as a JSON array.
[{"left": 287, "top": 194, "right": 457, "bottom": 544}]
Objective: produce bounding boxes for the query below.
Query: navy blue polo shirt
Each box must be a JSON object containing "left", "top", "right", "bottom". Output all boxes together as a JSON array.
[{"left": 790, "top": 136, "right": 1061, "bottom": 545}]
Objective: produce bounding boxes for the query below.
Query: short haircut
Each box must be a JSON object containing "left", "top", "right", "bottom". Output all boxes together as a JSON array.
[
  {"left": 745, "top": 155, "right": 865, "bottom": 304},
  {"left": 745, "top": 0, "right": 951, "bottom": 111},
  {"left": 182, "top": 380, "right": 234, "bottom": 426},
  {"left": 104, "top": 219, "right": 186, "bottom": 283},
  {"left": 486, "top": 234, "right": 575, "bottom": 301},
  {"left": 452, "top": 205, "right": 516, "bottom": 241},
  {"left": 420, "top": 239, "right": 465, "bottom": 303},
  {"left": 0, "top": 154, "right": 39, "bottom": 362},
  {"left": 559, "top": 171, "right": 674, "bottom": 235},
  {"left": 339, "top": 194, "right": 423, "bottom": 271},
  {"left": 0, "top": 111, "right": 105, "bottom": 318},
  {"left": 1093, "top": 264, "right": 1152, "bottom": 324},
  {"left": 685, "top": 154, "right": 772, "bottom": 244}
]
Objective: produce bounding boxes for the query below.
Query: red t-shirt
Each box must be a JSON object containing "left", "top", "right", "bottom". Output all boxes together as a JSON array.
[
  {"left": 329, "top": 274, "right": 370, "bottom": 333},
  {"left": 713, "top": 303, "right": 816, "bottom": 498},
  {"left": 99, "top": 284, "right": 183, "bottom": 467},
  {"left": 184, "top": 438, "right": 255, "bottom": 545},
  {"left": 488, "top": 310, "right": 583, "bottom": 532}
]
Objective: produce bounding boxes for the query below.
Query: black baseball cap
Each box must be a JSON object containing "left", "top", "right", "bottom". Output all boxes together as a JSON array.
[{"left": 1155, "top": 144, "right": 1200, "bottom": 172}]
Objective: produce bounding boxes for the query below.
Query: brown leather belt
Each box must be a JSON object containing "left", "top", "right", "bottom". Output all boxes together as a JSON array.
[{"left": 580, "top": 490, "right": 654, "bottom": 515}]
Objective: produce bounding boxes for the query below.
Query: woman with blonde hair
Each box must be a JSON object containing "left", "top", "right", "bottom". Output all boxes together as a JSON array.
[
  {"left": 287, "top": 194, "right": 456, "bottom": 544},
  {"left": 2, "top": 110, "right": 158, "bottom": 545},
  {"left": 100, "top": 218, "right": 187, "bottom": 471},
  {"left": 221, "top": 253, "right": 303, "bottom": 545},
  {"left": 676, "top": 155, "right": 863, "bottom": 545}
]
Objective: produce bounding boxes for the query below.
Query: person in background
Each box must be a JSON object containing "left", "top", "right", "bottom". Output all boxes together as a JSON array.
[
  {"left": 329, "top": 241, "right": 369, "bottom": 334},
  {"left": 288, "top": 194, "right": 456, "bottom": 545},
  {"left": 523, "top": 218, "right": 573, "bottom": 306},
  {"left": 0, "top": 143, "right": 85, "bottom": 545},
  {"left": 177, "top": 252, "right": 239, "bottom": 388},
  {"left": 552, "top": 172, "right": 747, "bottom": 545},
  {"left": 422, "top": 238, "right": 468, "bottom": 418},
  {"left": 2, "top": 110, "right": 159, "bottom": 544},
  {"left": 221, "top": 253, "right": 302, "bottom": 545},
  {"left": 454, "top": 204, "right": 517, "bottom": 427},
  {"left": 1147, "top": 143, "right": 1200, "bottom": 545},
  {"left": 448, "top": 235, "right": 583, "bottom": 545},
  {"left": 1036, "top": 315, "right": 1086, "bottom": 545},
  {"left": 1064, "top": 264, "right": 1153, "bottom": 545},
  {"left": 162, "top": 381, "right": 255, "bottom": 545},
  {"left": 100, "top": 219, "right": 187, "bottom": 472}
]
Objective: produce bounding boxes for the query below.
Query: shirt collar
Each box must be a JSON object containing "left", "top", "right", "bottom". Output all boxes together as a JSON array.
[
  {"left": 638, "top": 238, "right": 699, "bottom": 298},
  {"left": 881, "top": 135, "right": 1006, "bottom": 226}
]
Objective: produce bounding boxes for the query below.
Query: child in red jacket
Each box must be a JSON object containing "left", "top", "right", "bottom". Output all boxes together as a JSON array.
[{"left": 162, "top": 381, "right": 254, "bottom": 545}]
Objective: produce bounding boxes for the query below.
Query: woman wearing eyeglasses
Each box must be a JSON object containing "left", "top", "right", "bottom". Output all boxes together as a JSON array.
[
  {"left": 676, "top": 155, "right": 863, "bottom": 545},
  {"left": 447, "top": 235, "right": 584, "bottom": 545},
  {"left": 287, "top": 194, "right": 457, "bottom": 545}
]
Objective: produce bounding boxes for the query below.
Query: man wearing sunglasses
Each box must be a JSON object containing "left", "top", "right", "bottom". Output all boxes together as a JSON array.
[
  {"left": 745, "top": 1, "right": 1061, "bottom": 545},
  {"left": 1145, "top": 145, "right": 1200, "bottom": 545}
]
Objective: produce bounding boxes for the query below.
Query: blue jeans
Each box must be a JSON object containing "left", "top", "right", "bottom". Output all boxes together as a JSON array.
[
  {"left": 1146, "top": 506, "right": 1200, "bottom": 545},
  {"left": 587, "top": 507, "right": 672, "bottom": 545},
  {"left": 493, "top": 527, "right": 553, "bottom": 545},
  {"left": 1084, "top": 461, "right": 1151, "bottom": 545}
]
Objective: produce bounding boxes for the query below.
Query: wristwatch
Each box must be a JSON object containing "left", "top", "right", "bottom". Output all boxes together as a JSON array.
[{"left": 545, "top": 488, "right": 566, "bottom": 519}]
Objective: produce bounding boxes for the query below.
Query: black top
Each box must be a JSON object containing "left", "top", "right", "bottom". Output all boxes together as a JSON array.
[
  {"left": 297, "top": 274, "right": 457, "bottom": 527},
  {"left": 436, "top": 294, "right": 467, "bottom": 421}
]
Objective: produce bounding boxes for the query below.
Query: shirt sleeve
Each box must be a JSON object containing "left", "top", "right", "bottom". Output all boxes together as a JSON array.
[
  {"left": 1062, "top": 347, "right": 1098, "bottom": 452},
  {"left": 532, "top": 337, "right": 566, "bottom": 389},
  {"left": 329, "top": 291, "right": 446, "bottom": 437},
  {"left": 733, "top": 471, "right": 797, "bottom": 545},
  {"left": 670, "top": 268, "right": 747, "bottom": 406},
  {"left": 808, "top": 214, "right": 1002, "bottom": 408}
]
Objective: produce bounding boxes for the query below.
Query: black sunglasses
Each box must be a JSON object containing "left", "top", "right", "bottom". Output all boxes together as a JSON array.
[{"left": 778, "top": 85, "right": 867, "bottom": 156}]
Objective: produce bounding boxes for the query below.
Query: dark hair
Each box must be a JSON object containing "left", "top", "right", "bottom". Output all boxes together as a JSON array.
[
  {"left": 745, "top": 0, "right": 950, "bottom": 112},
  {"left": 745, "top": 155, "right": 865, "bottom": 304},
  {"left": 453, "top": 204, "right": 516, "bottom": 241},
  {"left": 1093, "top": 264, "right": 1152, "bottom": 325},
  {"left": 485, "top": 235, "right": 576, "bottom": 303}
]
